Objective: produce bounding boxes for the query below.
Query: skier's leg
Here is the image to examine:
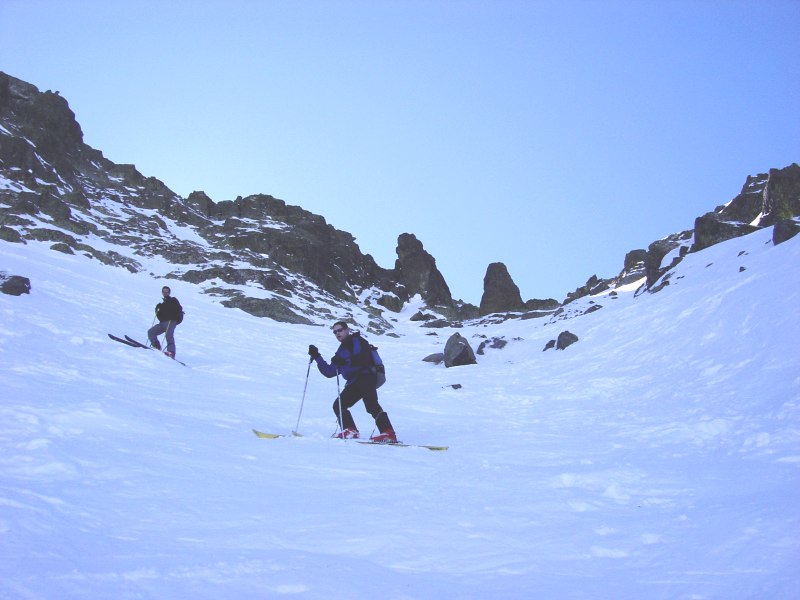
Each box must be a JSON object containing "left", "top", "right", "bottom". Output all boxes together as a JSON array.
[
  {"left": 332, "top": 384, "right": 360, "bottom": 431},
  {"left": 147, "top": 322, "right": 165, "bottom": 349},
  {"left": 163, "top": 321, "right": 176, "bottom": 355},
  {"left": 359, "top": 374, "right": 393, "bottom": 433}
]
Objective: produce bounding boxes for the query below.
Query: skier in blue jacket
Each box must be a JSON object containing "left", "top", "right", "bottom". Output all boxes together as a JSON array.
[{"left": 309, "top": 321, "right": 396, "bottom": 442}]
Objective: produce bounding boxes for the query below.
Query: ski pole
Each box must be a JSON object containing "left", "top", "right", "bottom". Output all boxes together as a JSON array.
[
  {"left": 335, "top": 368, "right": 344, "bottom": 436},
  {"left": 292, "top": 358, "right": 313, "bottom": 436}
]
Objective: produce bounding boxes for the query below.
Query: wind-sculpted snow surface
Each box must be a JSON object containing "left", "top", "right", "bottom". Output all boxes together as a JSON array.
[{"left": 1, "top": 226, "right": 798, "bottom": 599}]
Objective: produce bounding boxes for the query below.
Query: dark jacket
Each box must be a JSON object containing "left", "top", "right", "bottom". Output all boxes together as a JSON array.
[
  {"left": 155, "top": 296, "right": 183, "bottom": 322},
  {"left": 314, "top": 332, "right": 374, "bottom": 383}
]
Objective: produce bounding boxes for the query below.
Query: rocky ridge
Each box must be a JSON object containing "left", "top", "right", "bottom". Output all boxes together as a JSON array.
[{"left": 1, "top": 71, "right": 798, "bottom": 332}]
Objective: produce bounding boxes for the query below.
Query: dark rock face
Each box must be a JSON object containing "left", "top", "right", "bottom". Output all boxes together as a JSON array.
[
  {"left": 0, "top": 71, "right": 441, "bottom": 326},
  {"left": 642, "top": 231, "right": 694, "bottom": 290},
  {"left": 616, "top": 249, "right": 648, "bottom": 287},
  {"left": 773, "top": 218, "right": 800, "bottom": 245},
  {"left": 693, "top": 164, "right": 800, "bottom": 252},
  {"left": 479, "top": 262, "right": 525, "bottom": 316},
  {"left": 692, "top": 213, "right": 759, "bottom": 253},
  {"left": 394, "top": 233, "right": 453, "bottom": 309},
  {"left": 759, "top": 164, "right": 800, "bottom": 226}
]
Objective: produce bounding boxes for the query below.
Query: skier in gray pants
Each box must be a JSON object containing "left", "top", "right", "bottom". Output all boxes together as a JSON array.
[{"left": 147, "top": 286, "right": 183, "bottom": 359}]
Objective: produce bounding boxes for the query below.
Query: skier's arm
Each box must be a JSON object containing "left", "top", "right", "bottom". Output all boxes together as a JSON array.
[
  {"left": 313, "top": 355, "right": 339, "bottom": 378},
  {"left": 309, "top": 344, "right": 337, "bottom": 378}
]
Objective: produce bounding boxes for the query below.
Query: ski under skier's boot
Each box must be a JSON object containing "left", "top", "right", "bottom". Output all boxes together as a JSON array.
[
  {"left": 164, "top": 351, "right": 175, "bottom": 359},
  {"left": 370, "top": 429, "right": 397, "bottom": 443},
  {"left": 333, "top": 428, "right": 359, "bottom": 439}
]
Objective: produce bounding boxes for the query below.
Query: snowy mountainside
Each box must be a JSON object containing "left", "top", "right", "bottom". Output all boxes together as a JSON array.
[
  {"left": 4, "top": 72, "right": 800, "bottom": 329},
  {"left": 1, "top": 222, "right": 799, "bottom": 599}
]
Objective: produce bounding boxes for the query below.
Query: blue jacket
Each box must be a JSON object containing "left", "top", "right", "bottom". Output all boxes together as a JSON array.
[{"left": 313, "top": 332, "right": 374, "bottom": 383}]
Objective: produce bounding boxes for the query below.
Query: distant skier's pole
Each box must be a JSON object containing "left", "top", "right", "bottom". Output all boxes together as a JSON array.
[
  {"left": 292, "top": 358, "right": 313, "bottom": 436},
  {"left": 147, "top": 315, "right": 157, "bottom": 348}
]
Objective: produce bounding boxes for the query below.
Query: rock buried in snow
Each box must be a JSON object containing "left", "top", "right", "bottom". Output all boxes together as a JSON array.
[
  {"left": 0, "top": 273, "right": 31, "bottom": 296},
  {"left": 543, "top": 330, "right": 579, "bottom": 351}
]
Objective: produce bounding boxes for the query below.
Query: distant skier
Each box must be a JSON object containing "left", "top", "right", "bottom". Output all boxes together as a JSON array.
[
  {"left": 147, "top": 286, "right": 183, "bottom": 359},
  {"left": 308, "top": 321, "right": 396, "bottom": 442}
]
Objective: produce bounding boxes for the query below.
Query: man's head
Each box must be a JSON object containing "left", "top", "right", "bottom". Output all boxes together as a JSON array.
[
  {"left": 332, "top": 321, "right": 349, "bottom": 341},
  {"left": 162, "top": 286, "right": 171, "bottom": 298}
]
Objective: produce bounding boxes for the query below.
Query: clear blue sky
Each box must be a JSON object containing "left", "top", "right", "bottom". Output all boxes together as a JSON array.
[{"left": 2, "top": 0, "right": 798, "bottom": 304}]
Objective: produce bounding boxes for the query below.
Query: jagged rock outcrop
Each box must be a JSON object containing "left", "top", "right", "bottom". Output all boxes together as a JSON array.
[
  {"left": 394, "top": 233, "right": 453, "bottom": 310},
  {"left": 0, "top": 71, "right": 451, "bottom": 326},
  {"left": 773, "top": 218, "right": 800, "bottom": 245},
  {"left": 479, "top": 262, "right": 525, "bottom": 315},
  {"left": 693, "top": 214, "right": 759, "bottom": 253},
  {"left": 693, "top": 164, "right": 800, "bottom": 252},
  {"left": 616, "top": 249, "right": 648, "bottom": 287},
  {"left": 642, "top": 231, "right": 694, "bottom": 290},
  {"left": 563, "top": 275, "right": 611, "bottom": 305},
  {"left": 756, "top": 164, "right": 800, "bottom": 226}
]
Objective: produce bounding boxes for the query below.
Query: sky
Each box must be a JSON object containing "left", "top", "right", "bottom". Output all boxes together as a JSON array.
[
  {"left": 2, "top": 208, "right": 799, "bottom": 598},
  {"left": 2, "top": 0, "right": 798, "bottom": 304}
]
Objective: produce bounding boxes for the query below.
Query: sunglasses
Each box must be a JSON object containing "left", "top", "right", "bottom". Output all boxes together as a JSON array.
[{"left": 332, "top": 328, "right": 346, "bottom": 335}]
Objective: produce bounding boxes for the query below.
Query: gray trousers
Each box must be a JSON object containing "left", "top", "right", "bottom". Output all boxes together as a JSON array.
[{"left": 148, "top": 320, "right": 177, "bottom": 354}]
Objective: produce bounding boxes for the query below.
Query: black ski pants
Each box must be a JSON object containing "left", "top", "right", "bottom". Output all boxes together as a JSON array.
[{"left": 333, "top": 372, "right": 392, "bottom": 433}]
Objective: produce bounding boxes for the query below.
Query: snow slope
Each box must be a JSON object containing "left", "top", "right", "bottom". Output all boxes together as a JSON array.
[{"left": 1, "top": 227, "right": 799, "bottom": 599}]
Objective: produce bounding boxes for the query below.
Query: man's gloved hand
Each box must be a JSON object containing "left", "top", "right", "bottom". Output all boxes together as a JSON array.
[
  {"left": 308, "top": 344, "right": 320, "bottom": 358},
  {"left": 331, "top": 355, "right": 346, "bottom": 367}
]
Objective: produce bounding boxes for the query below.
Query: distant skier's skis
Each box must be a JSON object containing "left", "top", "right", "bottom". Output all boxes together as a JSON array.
[
  {"left": 107, "top": 334, "right": 187, "bottom": 366},
  {"left": 123, "top": 335, "right": 149, "bottom": 348},
  {"left": 108, "top": 333, "right": 138, "bottom": 347}
]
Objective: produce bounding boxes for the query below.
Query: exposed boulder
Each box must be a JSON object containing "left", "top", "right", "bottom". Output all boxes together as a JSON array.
[
  {"left": 422, "top": 352, "right": 445, "bottom": 365},
  {"left": 557, "top": 331, "right": 579, "bottom": 350},
  {"left": 410, "top": 311, "right": 437, "bottom": 322},
  {"left": 543, "top": 330, "right": 579, "bottom": 351},
  {"left": 476, "top": 336, "right": 508, "bottom": 355},
  {"left": 443, "top": 332, "right": 477, "bottom": 368},
  {"left": 1, "top": 273, "right": 31, "bottom": 296}
]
